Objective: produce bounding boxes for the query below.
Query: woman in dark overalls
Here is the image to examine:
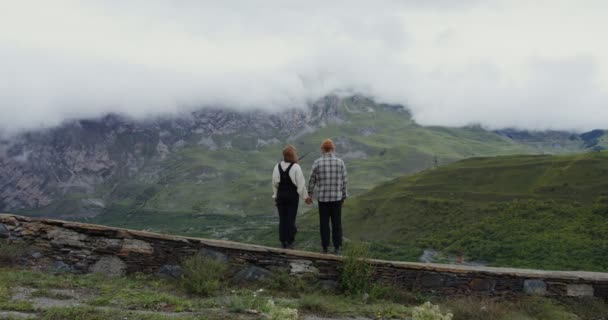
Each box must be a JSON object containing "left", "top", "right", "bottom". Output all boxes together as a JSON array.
[{"left": 272, "top": 145, "right": 308, "bottom": 249}]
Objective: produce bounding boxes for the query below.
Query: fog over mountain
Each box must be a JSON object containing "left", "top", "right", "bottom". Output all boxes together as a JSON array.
[{"left": 1, "top": 0, "right": 608, "bottom": 134}]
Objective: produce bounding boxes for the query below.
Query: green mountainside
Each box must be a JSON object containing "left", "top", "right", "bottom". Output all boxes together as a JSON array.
[{"left": 291, "top": 151, "right": 608, "bottom": 271}]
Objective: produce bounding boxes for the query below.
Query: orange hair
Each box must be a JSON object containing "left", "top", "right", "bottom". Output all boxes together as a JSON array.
[
  {"left": 283, "top": 145, "right": 298, "bottom": 163},
  {"left": 321, "top": 139, "right": 335, "bottom": 153}
]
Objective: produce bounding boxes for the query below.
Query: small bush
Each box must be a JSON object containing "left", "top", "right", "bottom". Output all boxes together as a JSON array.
[
  {"left": 180, "top": 254, "right": 227, "bottom": 296},
  {"left": 340, "top": 242, "right": 374, "bottom": 295},
  {"left": 413, "top": 302, "right": 453, "bottom": 320},
  {"left": 0, "top": 240, "right": 24, "bottom": 266}
]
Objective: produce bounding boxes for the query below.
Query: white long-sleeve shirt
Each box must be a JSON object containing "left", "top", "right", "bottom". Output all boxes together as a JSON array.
[{"left": 272, "top": 161, "right": 308, "bottom": 200}]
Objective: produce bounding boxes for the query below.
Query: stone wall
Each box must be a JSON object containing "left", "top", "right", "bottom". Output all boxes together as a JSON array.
[{"left": 2, "top": 214, "right": 607, "bottom": 298}]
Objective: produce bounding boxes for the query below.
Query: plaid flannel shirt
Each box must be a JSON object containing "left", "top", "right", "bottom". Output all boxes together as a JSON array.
[{"left": 308, "top": 153, "right": 348, "bottom": 202}]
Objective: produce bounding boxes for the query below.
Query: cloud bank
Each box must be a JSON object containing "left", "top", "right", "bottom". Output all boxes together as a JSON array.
[{"left": 1, "top": 0, "right": 607, "bottom": 134}]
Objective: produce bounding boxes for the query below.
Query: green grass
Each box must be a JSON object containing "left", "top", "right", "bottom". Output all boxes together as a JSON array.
[
  {"left": 300, "top": 151, "right": 608, "bottom": 271},
  {"left": 0, "top": 267, "right": 606, "bottom": 319}
]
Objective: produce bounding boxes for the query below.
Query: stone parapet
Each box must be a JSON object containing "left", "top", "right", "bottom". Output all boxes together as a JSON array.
[{"left": 2, "top": 214, "right": 607, "bottom": 298}]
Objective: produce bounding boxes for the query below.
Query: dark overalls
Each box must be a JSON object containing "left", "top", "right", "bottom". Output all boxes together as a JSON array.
[{"left": 276, "top": 162, "right": 299, "bottom": 248}]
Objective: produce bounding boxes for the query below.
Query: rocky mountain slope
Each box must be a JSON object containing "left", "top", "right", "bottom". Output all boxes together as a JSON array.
[{"left": 0, "top": 96, "right": 338, "bottom": 216}]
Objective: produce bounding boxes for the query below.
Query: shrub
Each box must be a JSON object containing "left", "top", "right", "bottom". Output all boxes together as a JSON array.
[
  {"left": 340, "top": 242, "right": 374, "bottom": 295},
  {"left": 413, "top": 302, "right": 453, "bottom": 320},
  {"left": 0, "top": 240, "right": 24, "bottom": 266},
  {"left": 180, "top": 254, "right": 227, "bottom": 296}
]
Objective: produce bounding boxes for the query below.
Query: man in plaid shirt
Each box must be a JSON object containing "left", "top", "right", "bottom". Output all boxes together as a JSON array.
[{"left": 306, "top": 139, "right": 348, "bottom": 254}]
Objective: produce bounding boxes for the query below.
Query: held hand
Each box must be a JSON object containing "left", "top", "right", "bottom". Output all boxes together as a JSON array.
[{"left": 305, "top": 196, "right": 313, "bottom": 205}]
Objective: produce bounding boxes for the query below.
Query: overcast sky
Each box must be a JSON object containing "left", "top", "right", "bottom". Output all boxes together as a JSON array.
[{"left": 1, "top": 0, "right": 607, "bottom": 134}]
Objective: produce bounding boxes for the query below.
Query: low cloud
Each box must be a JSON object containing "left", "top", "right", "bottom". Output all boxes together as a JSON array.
[{"left": 1, "top": 0, "right": 607, "bottom": 134}]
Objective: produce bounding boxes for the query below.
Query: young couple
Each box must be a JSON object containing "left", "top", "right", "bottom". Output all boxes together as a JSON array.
[{"left": 272, "top": 139, "right": 348, "bottom": 255}]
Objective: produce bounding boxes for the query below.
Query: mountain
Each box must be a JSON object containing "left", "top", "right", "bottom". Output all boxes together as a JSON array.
[
  {"left": 1, "top": 94, "right": 605, "bottom": 241},
  {"left": 495, "top": 128, "right": 607, "bottom": 152},
  {"left": 294, "top": 151, "right": 608, "bottom": 271}
]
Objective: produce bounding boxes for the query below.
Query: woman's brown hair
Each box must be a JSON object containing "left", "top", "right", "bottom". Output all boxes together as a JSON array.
[{"left": 283, "top": 145, "right": 298, "bottom": 163}]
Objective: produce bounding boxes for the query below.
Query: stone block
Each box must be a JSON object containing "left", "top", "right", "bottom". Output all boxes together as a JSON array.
[
  {"left": 47, "top": 228, "right": 87, "bottom": 247},
  {"left": 198, "top": 247, "right": 228, "bottom": 262},
  {"left": 158, "top": 264, "right": 184, "bottom": 278},
  {"left": 51, "top": 260, "right": 74, "bottom": 273},
  {"left": 469, "top": 278, "right": 496, "bottom": 292},
  {"left": 290, "top": 259, "right": 319, "bottom": 275},
  {"left": 120, "top": 239, "right": 154, "bottom": 255},
  {"left": 523, "top": 279, "right": 547, "bottom": 295},
  {"left": 0, "top": 223, "right": 9, "bottom": 238},
  {"left": 418, "top": 273, "right": 444, "bottom": 288},
  {"left": 94, "top": 238, "right": 122, "bottom": 252},
  {"left": 233, "top": 266, "right": 273, "bottom": 283},
  {"left": 89, "top": 256, "right": 127, "bottom": 277},
  {"left": 1, "top": 216, "right": 18, "bottom": 226},
  {"left": 566, "top": 284, "right": 594, "bottom": 297}
]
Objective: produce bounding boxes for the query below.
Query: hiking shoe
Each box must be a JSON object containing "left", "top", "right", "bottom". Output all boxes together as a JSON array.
[
  {"left": 334, "top": 247, "right": 342, "bottom": 256},
  {"left": 322, "top": 247, "right": 329, "bottom": 254}
]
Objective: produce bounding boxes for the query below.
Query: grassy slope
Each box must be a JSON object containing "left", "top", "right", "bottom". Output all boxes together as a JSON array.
[{"left": 295, "top": 151, "right": 608, "bottom": 271}]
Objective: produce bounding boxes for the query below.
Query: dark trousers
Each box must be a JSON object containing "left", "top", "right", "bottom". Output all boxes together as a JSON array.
[
  {"left": 276, "top": 198, "right": 298, "bottom": 245},
  {"left": 319, "top": 201, "right": 343, "bottom": 249}
]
